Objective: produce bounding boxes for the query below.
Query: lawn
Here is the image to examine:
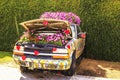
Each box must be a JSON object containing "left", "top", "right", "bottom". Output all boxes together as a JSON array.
[{"left": 0, "top": 51, "right": 13, "bottom": 63}]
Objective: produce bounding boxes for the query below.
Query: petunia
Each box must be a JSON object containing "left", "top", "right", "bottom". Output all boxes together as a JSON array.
[{"left": 40, "top": 12, "right": 81, "bottom": 25}]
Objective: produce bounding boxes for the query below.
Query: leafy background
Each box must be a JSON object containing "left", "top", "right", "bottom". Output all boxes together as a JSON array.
[{"left": 0, "top": 0, "right": 120, "bottom": 61}]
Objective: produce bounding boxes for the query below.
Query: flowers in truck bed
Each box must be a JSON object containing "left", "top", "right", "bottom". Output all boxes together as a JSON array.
[
  {"left": 37, "top": 33, "right": 68, "bottom": 46},
  {"left": 19, "top": 30, "right": 70, "bottom": 46},
  {"left": 40, "top": 12, "right": 81, "bottom": 25}
]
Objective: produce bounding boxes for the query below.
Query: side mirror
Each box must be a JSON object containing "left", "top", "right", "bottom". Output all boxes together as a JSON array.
[{"left": 77, "top": 32, "right": 86, "bottom": 39}]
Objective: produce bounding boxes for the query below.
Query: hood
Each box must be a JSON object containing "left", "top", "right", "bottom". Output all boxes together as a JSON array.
[{"left": 20, "top": 19, "right": 70, "bottom": 30}]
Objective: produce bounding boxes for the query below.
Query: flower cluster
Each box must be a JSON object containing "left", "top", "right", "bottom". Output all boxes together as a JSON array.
[
  {"left": 19, "top": 29, "right": 70, "bottom": 46},
  {"left": 40, "top": 12, "right": 81, "bottom": 25},
  {"left": 37, "top": 33, "right": 67, "bottom": 46}
]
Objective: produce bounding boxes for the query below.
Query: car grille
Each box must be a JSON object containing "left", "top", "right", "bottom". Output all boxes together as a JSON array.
[
  {"left": 24, "top": 47, "right": 52, "bottom": 53},
  {"left": 24, "top": 54, "right": 52, "bottom": 59}
]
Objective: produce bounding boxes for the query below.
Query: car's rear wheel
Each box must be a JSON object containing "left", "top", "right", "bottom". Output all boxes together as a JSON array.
[
  {"left": 20, "top": 66, "right": 28, "bottom": 73},
  {"left": 62, "top": 51, "right": 76, "bottom": 76},
  {"left": 76, "top": 54, "right": 84, "bottom": 66}
]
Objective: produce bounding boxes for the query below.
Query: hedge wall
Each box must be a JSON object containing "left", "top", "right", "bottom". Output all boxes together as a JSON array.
[{"left": 0, "top": 0, "right": 120, "bottom": 61}]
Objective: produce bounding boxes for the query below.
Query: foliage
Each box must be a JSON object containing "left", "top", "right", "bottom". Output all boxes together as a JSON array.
[
  {"left": 0, "top": 0, "right": 120, "bottom": 61},
  {"left": 80, "top": 0, "right": 120, "bottom": 61},
  {"left": 0, "top": 52, "right": 12, "bottom": 63}
]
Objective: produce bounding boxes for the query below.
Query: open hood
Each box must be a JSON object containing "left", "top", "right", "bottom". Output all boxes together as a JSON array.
[{"left": 20, "top": 19, "right": 70, "bottom": 30}]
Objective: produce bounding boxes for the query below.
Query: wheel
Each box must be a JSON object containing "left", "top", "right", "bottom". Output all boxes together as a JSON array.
[
  {"left": 76, "top": 53, "right": 84, "bottom": 65},
  {"left": 82, "top": 45, "right": 87, "bottom": 57},
  {"left": 62, "top": 51, "right": 76, "bottom": 76},
  {"left": 76, "top": 44, "right": 87, "bottom": 64},
  {"left": 20, "top": 66, "right": 28, "bottom": 73}
]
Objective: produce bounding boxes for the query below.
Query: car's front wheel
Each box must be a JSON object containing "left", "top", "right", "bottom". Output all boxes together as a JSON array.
[{"left": 62, "top": 51, "right": 76, "bottom": 76}]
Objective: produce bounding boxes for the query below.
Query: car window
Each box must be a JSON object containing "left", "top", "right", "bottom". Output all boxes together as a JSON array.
[
  {"left": 77, "top": 26, "right": 82, "bottom": 34},
  {"left": 70, "top": 24, "right": 77, "bottom": 38}
]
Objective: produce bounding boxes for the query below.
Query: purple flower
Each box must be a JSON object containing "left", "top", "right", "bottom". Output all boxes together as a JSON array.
[
  {"left": 40, "top": 12, "right": 81, "bottom": 25},
  {"left": 62, "top": 39, "right": 67, "bottom": 45},
  {"left": 36, "top": 32, "right": 68, "bottom": 46},
  {"left": 57, "top": 34, "right": 60, "bottom": 37},
  {"left": 38, "top": 36, "right": 42, "bottom": 40}
]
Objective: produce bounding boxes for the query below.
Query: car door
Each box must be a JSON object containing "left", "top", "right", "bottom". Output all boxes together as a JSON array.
[{"left": 75, "top": 26, "right": 86, "bottom": 59}]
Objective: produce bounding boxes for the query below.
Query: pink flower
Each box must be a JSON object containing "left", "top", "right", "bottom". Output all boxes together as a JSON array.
[
  {"left": 40, "top": 12, "right": 81, "bottom": 25},
  {"left": 31, "top": 32, "right": 68, "bottom": 46}
]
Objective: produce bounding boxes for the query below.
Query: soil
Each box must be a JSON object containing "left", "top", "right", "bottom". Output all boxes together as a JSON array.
[{"left": 76, "top": 58, "right": 120, "bottom": 79}]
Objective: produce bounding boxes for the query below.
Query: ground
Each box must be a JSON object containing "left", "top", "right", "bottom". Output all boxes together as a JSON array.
[
  {"left": 1, "top": 58, "right": 120, "bottom": 79},
  {"left": 0, "top": 52, "right": 120, "bottom": 79},
  {"left": 76, "top": 58, "right": 120, "bottom": 79}
]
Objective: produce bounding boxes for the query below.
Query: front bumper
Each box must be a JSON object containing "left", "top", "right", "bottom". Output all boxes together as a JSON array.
[{"left": 13, "top": 54, "right": 72, "bottom": 70}]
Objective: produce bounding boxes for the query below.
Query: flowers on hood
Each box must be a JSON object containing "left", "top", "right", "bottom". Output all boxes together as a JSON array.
[{"left": 40, "top": 12, "right": 81, "bottom": 25}]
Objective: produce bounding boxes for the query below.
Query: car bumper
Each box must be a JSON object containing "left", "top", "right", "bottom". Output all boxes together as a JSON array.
[{"left": 13, "top": 54, "right": 72, "bottom": 70}]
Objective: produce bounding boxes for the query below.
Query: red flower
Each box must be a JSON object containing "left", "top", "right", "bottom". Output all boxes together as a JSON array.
[
  {"left": 22, "top": 55, "right": 26, "bottom": 60},
  {"left": 67, "top": 45, "right": 71, "bottom": 49},
  {"left": 34, "top": 50, "right": 39, "bottom": 56},
  {"left": 52, "top": 48, "right": 57, "bottom": 52},
  {"left": 64, "top": 30, "right": 70, "bottom": 35},
  {"left": 43, "top": 20, "right": 48, "bottom": 26},
  {"left": 16, "top": 46, "right": 20, "bottom": 50},
  {"left": 81, "top": 33, "right": 86, "bottom": 39}
]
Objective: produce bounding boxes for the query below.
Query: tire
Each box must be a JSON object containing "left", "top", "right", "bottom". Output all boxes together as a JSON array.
[
  {"left": 76, "top": 53, "right": 84, "bottom": 66},
  {"left": 20, "top": 66, "right": 28, "bottom": 73},
  {"left": 82, "top": 45, "right": 87, "bottom": 57},
  {"left": 62, "top": 51, "right": 76, "bottom": 76},
  {"left": 76, "top": 44, "right": 87, "bottom": 63}
]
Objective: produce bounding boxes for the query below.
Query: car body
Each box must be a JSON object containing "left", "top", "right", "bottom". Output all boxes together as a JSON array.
[{"left": 13, "top": 19, "right": 86, "bottom": 76}]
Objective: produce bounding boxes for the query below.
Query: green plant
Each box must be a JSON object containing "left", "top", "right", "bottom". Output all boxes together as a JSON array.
[{"left": 0, "top": 51, "right": 12, "bottom": 63}]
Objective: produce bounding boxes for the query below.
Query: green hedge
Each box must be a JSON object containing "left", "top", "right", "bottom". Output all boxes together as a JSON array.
[
  {"left": 80, "top": 0, "right": 120, "bottom": 61},
  {"left": 0, "top": 0, "right": 120, "bottom": 61}
]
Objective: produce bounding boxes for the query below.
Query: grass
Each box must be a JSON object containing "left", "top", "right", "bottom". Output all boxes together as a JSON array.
[{"left": 0, "top": 51, "right": 13, "bottom": 63}]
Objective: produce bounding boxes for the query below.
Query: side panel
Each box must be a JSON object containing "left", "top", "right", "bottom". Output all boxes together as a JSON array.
[{"left": 75, "top": 38, "right": 85, "bottom": 59}]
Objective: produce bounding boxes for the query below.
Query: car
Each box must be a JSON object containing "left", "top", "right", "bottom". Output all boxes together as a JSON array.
[{"left": 13, "top": 19, "right": 86, "bottom": 76}]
